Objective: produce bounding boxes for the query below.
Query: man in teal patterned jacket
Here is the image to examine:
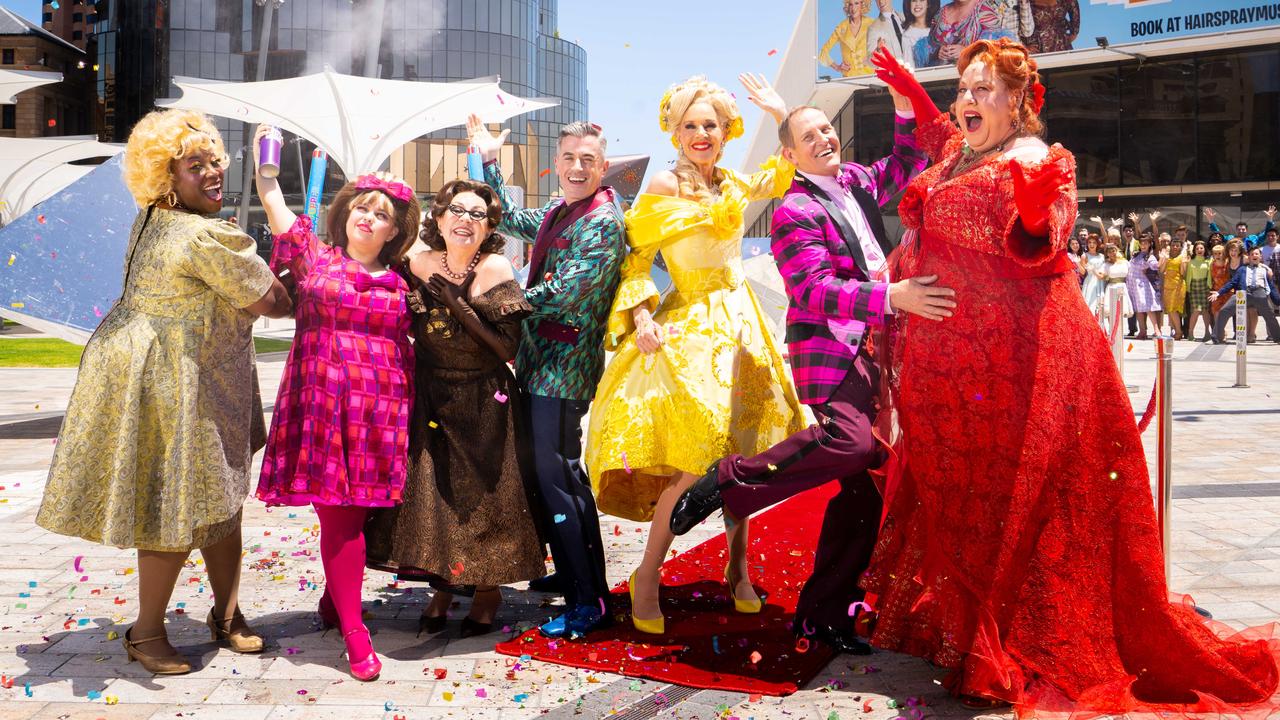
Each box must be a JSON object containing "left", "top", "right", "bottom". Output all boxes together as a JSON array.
[{"left": 468, "top": 115, "right": 625, "bottom": 638}]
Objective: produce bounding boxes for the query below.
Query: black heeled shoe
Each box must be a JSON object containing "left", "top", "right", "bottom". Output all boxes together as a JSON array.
[
  {"left": 459, "top": 616, "right": 492, "bottom": 638},
  {"left": 417, "top": 613, "right": 447, "bottom": 636}
]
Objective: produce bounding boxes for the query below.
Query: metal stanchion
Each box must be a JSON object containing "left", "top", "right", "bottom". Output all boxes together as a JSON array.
[
  {"left": 1232, "top": 289, "right": 1248, "bottom": 388},
  {"left": 1155, "top": 335, "right": 1174, "bottom": 584}
]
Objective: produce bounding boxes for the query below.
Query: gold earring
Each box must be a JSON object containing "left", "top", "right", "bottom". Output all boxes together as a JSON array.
[{"left": 165, "top": 190, "right": 178, "bottom": 207}]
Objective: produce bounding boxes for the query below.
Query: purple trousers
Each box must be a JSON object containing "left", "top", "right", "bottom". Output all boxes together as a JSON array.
[{"left": 718, "top": 352, "right": 883, "bottom": 630}]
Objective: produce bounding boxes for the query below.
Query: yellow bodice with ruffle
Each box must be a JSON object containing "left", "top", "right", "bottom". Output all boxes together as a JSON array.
[{"left": 584, "top": 157, "right": 805, "bottom": 522}]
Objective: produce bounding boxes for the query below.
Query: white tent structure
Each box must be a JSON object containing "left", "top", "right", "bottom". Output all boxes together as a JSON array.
[
  {"left": 0, "top": 136, "right": 123, "bottom": 225},
  {"left": 161, "top": 67, "right": 558, "bottom": 179},
  {"left": 0, "top": 68, "right": 61, "bottom": 104}
]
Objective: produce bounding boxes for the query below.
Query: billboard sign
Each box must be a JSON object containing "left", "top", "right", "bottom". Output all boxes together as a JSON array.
[{"left": 817, "top": 0, "right": 1280, "bottom": 80}]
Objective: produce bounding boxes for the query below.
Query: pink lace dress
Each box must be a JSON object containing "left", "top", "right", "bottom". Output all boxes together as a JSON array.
[{"left": 256, "top": 215, "right": 414, "bottom": 507}]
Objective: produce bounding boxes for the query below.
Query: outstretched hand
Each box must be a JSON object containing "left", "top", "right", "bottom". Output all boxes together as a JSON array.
[
  {"left": 1010, "top": 158, "right": 1072, "bottom": 237},
  {"left": 466, "top": 113, "right": 510, "bottom": 163},
  {"left": 738, "top": 73, "right": 786, "bottom": 123},
  {"left": 870, "top": 46, "right": 941, "bottom": 124}
]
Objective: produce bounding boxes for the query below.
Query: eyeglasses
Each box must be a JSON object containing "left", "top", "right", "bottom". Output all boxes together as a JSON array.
[{"left": 446, "top": 204, "right": 488, "bottom": 222}]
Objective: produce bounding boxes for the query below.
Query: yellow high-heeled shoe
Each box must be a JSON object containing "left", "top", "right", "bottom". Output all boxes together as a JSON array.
[
  {"left": 628, "top": 570, "right": 665, "bottom": 635},
  {"left": 724, "top": 565, "right": 763, "bottom": 614}
]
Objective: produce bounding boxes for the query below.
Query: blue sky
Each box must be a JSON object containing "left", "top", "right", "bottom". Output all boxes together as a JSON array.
[{"left": 9, "top": 1, "right": 800, "bottom": 174}]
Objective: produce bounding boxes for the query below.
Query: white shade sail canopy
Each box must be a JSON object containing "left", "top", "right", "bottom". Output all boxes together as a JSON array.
[
  {"left": 161, "top": 67, "right": 558, "bottom": 179},
  {"left": 0, "top": 68, "right": 61, "bottom": 104},
  {"left": 0, "top": 136, "right": 124, "bottom": 225}
]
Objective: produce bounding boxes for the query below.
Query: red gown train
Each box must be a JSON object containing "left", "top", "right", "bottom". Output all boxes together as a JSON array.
[{"left": 862, "top": 114, "right": 1280, "bottom": 717}]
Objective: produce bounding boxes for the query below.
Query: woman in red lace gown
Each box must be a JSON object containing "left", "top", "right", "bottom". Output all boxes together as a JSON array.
[{"left": 865, "top": 42, "right": 1279, "bottom": 715}]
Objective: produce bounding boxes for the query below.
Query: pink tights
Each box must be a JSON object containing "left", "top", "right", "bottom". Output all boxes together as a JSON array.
[{"left": 314, "top": 504, "right": 373, "bottom": 659}]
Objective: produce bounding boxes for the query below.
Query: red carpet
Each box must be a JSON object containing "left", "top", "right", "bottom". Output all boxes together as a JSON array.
[{"left": 496, "top": 482, "right": 840, "bottom": 696}]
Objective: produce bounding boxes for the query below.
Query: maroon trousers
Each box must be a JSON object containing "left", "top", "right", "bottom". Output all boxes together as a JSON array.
[{"left": 717, "top": 352, "right": 883, "bottom": 631}]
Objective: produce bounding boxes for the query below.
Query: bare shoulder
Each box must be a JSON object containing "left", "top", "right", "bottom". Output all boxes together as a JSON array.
[
  {"left": 471, "top": 252, "right": 516, "bottom": 296},
  {"left": 1004, "top": 137, "right": 1050, "bottom": 164},
  {"left": 645, "top": 170, "right": 679, "bottom": 197},
  {"left": 409, "top": 249, "right": 437, "bottom": 282}
]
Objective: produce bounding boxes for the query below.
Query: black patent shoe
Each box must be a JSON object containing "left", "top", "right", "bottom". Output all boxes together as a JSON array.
[
  {"left": 459, "top": 616, "right": 493, "bottom": 638},
  {"left": 670, "top": 462, "right": 725, "bottom": 536},
  {"left": 417, "top": 613, "right": 447, "bottom": 636},
  {"left": 794, "top": 617, "right": 873, "bottom": 655}
]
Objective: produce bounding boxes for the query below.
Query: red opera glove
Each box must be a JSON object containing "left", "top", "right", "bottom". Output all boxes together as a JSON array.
[
  {"left": 1010, "top": 158, "right": 1071, "bottom": 237},
  {"left": 871, "top": 46, "right": 942, "bottom": 125}
]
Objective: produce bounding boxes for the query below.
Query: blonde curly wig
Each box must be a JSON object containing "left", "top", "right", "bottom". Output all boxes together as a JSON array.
[
  {"left": 122, "top": 109, "right": 229, "bottom": 207},
  {"left": 658, "top": 76, "right": 743, "bottom": 204}
]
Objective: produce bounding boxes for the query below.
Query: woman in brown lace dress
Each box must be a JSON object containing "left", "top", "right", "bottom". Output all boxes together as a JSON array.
[
  {"left": 365, "top": 179, "right": 544, "bottom": 637},
  {"left": 1022, "top": 0, "right": 1079, "bottom": 54}
]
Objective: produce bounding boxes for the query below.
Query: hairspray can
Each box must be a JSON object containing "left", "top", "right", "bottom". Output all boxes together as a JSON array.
[
  {"left": 258, "top": 126, "right": 283, "bottom": 178},
  {"left": 466, "top": 144, "right": 484, "bottom": 180}
]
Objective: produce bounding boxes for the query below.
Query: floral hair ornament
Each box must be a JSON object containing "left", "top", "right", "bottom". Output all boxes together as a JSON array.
[
  {"left": 354, "top": 174, "right": 414, "bottom": 203},
  {"left": 1029, "top": 80, "right": 1046, "bottom": 114}
]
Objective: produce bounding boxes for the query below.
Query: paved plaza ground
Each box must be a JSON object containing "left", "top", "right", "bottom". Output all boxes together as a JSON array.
[{"left": 0, "top": 336, "right": 1277, "bottom": 720}]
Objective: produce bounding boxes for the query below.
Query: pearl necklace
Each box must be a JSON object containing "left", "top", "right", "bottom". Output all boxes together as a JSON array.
[{"left": 439, "top": 249, "right": 481, "bottom": 280}]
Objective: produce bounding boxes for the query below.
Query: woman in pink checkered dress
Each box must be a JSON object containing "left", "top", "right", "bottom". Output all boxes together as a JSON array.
[{"left": 251, "top": 128, "right": 420, "bottom": 682}]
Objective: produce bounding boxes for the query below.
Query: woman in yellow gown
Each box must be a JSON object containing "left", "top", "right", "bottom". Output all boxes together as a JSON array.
[{"left": 585, "top": 74, "right": 806, "bottom": 633}]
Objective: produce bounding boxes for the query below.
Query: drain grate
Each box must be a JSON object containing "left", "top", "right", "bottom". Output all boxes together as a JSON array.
[{"left": 607, "top": 684, "right": 703, "bottom": 720}]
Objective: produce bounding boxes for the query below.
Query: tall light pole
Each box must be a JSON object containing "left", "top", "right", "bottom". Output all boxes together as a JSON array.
[{"left": 236, "top": 0, "right": 284, "bottom": 229}]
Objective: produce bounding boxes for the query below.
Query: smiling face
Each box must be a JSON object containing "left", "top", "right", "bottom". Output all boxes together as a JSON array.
[
  {"left": 1211, "top": 245, "right": 1224, "bottom": 261},
  {"left": 782, "top": 108, "right": 842, "bottom": 177},
  {"left": 555, "top": 134, "right": 608, "bottom": 204},
  {"left": 435, "top": 190, "right": 491, "bottom": 249},
  {"left": 845, "top": 0, "right": 869, "bottom": 19},
  {"left": 909, "top": 0, "right": 928, "bottom": 22},
  {"left": 1248, "top": 248, "right": 1262, "bottom": 265},
  {"left": 676, "top": 100, "right": 725, "bottom": 167},
  {"left": 1104, "top": 245, "right": 1119, "bottom": 262},
  {"left": 955, "top": 60, "right": 1019, "bottom": 153},
  {"left": 1086, "top": 235, "right": 1099, "bottom": 253},
  {"left": 169, "top": 149, "right": 225, "bottom": 214},
  {"left": 343, "top": 191, "right": 399, "bottom": 256}
]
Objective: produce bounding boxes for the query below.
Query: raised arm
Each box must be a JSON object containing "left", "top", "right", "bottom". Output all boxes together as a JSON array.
[
  {"left": 467, "top": 113, "right": 546, "bottom": 242},
  {"left": 252, "top": 124, "right": 298, "bottom": 235}
]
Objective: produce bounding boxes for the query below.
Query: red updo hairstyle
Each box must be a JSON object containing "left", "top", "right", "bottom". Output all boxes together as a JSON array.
[{"left": 957, "top": 38, "right": 1044, "bottom": 136}]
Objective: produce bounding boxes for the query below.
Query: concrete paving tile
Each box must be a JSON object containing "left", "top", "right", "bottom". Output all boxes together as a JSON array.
[
  {"left": 2, "top": 677, "right": 111, "bottom": 703},
  {"left": 28, "top": 704, "right": 156, "bottom": 720},
  {"left": 0, "top": 704, "right": 42, "bottom": 720},
  {"left": 146, "top": 705, "right": 274, "bottom": 720},
  {"left": 102, "top": 677, "right": 223, "bottom": 705}
]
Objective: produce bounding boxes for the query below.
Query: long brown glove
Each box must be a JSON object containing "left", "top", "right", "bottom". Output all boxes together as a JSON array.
[{"left": 425, "top": 272, "right": 518, "bottom": 361}]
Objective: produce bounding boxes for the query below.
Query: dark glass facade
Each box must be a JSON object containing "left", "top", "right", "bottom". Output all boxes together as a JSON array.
[
  {"left": 89, "top": 0, "right": 587, "bottom": 209},
  {"left": 747, "top": 44, "right": 1280, "bottom": 241}
]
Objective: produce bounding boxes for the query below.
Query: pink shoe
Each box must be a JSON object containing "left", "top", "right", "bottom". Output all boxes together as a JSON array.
[
  {"left": 318, "top": 592, "right": 338, "bottom": 630},
  {"left": 343, "top": 626, "right": 381, "bottom": 681}
]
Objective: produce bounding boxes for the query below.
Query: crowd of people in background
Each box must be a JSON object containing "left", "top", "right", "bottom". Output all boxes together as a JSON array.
[{"left": 1068, "top": 205, "right": 1280, "bottom": 344}]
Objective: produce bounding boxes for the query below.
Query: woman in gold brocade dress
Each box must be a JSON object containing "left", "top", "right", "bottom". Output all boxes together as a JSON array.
[
  {"left": 35, "top": 109, "right": 292, "bottom": 674},
  {"left": 585, "top": 74, "right": 806, "bottom": 634}
]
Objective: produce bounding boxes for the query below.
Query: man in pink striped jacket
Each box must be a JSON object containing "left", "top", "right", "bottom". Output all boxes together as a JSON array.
[{"left": 671, "top": 100, "right": 955, "bottom": 655}]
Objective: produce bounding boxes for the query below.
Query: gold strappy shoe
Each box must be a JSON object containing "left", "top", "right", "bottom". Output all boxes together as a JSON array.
[
  {"left": 207, "top": 609, "right": 265, "bottom": 654},
  {"left": 122, "top": 627, "right": 192, "bottom": 675}
]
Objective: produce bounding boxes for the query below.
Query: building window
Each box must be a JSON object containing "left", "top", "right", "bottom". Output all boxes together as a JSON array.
[
  {"left": 2, "top": 105, "right": 15, "bottom": 130},
  {"left": 73, "top": 12, "right": 83, "bottom": 21},
  {"left": 1, "top": 49, "right": 13, "bottom": 65},
  {"left": 73, "top": 30, "right": 83, "bottom": 40}
]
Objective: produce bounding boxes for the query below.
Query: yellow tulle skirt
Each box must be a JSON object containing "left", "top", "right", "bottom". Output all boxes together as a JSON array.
[{"left": 585, "top": 281, "right": 806, "bottom": 522}]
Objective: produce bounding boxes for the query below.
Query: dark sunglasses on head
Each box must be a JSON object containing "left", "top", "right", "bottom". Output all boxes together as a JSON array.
[{"left": 446, "top": 204, "right": 487, "bottom": 221}]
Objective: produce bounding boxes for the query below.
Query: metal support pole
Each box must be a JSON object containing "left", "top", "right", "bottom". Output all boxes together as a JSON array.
[
  {"left": 1155, "top": 335, "right": 1174, "bottom": 585},
  {"left": 293, "top": 136, "right": 307, "bottom": 197},
  {"left": 1232, "top": 289, "right": 1248, "bottom": 388},
  {"left": 236, "top": 0, "right": 282, "bottom": 230},
  {"left": 1108, "top": 284, "right": 1125, "bottom": 375}
]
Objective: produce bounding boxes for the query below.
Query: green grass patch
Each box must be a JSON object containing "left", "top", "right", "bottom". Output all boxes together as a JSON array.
[
  {"left": 0, "top": 335, "right": 288, "bottom": 367},
  {"left": 253, "top": 336, "right": 293, "bottom": 354},
  {"left": 0, "top": 337, "right": 85, "bottom": 367}
]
